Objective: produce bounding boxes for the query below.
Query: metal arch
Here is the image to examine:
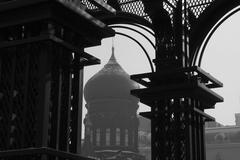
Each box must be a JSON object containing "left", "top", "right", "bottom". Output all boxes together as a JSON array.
[
  {"left": 98, "top": 11, "right": 153, "bottom": 29},
  {"left": 110, "top": 25, "right": 155, "bottom": 50},
  {"left": 110, "top": 22, "right": 155, "bottom": 38},
  {"left": 197, "top": 7, "right": 240, "bottom": 66},
  {"left": 115, "top": 31, "right": 154, "bottom": 72},
  {"left": 190, "top": 0, "right": 240, "bottom": 66},
  {"left": 96, "top": 11, "right": 155, "bottom": 72},
  {"left": 192, "top": 45, "right": 200, "bottom": 66}
]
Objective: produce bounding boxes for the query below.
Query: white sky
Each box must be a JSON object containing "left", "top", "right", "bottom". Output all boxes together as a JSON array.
[
  {"left": 202, "top": 12, "right": 240, "bottom": 125},
  {"left": 82, "top": 12, "right": 240, "bottom": 129}
]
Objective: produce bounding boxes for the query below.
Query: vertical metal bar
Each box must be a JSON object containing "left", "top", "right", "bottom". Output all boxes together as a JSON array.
[
  {"left": 158, "top": 99, "right": 166, "bottom": 160},
  {"left": 0, "top": 51, "right": 2, "bottom": 86},
  {"left": 13, "top": 46, "right": 23, "bottom": 149},
  {"left": 175, "top": 99, "right": 181, "bottom": 159},
  {"left": 49, "top": 44, "right": 60, "bottom": 149},
  {"left": 151, "top": 104, "right": 156, "bottom": 160},
  {"left": 22, "top": 46, "right": 30, "bottom": 147},
  {"left": 198, "top": 114, "right": 203, "bottom": 160},
  {"left": 183, "top": 0, "right": 190, "bottom": 67},
  {"left": 201, "top": 117, "right": 206, "bottom": 160},
  {"left": 58, "top": 50, "right": 72, "bottom": 152},
  {"left": 185, "top": 111, "right": 191, "bottom": 160},
  {"left": 69, "top": 51, "right": 83, "bottom": 153},
  {"left": 56, "top": 68, "right": 63, "bottom": 150},
  {"left": 196, "top": 114, "right": 201, "bottom": 160},
  {"left": 35, "top": 42, "right": 51, "bottom": 148},
  {"left": 192, "top": 106, "right": 197, "bottom": 160},
  {"left": 76, "top": 64, "right": 84, "bottom": 154},
  {"left": 186, "top": 99, "right": 193, "bottom": 160},
  {"left": 29, "top": 45, "right": 40, "bottom": 148},
  {"left": 66, "top": 68, "right": 72, "bottom": 152},
  {"left": 8, "top": 47, "right": 17, "bottom": 149},
  {"left": 0, "top": 47, "right": 3, "bottom": 149},
  {"left": 0, "top": 51, "right": 2, "bottom": 150},
  {"left": 0, "top": 50, "right": 9, "bottom": 149}
]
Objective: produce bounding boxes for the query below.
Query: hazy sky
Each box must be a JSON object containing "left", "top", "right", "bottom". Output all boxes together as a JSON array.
[
  {"left": 201, "top": 12, "right": 240, "bottom": 125},
  {"left": 83, "top": 12, "right": 240, "bottom": 128}
]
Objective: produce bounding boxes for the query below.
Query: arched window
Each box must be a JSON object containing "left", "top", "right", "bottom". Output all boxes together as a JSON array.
[
  {"left": 125, "top": 129, "right": 128, "bottom": 146},
  {"left": 116, "top": 128, "right": 120, "bottom": 145},
  {"left": 96, "top": 128, "right": 100, "bottom": 146},
  {"left": 106, "top": 128, "right": 110, "bottom": 146}
]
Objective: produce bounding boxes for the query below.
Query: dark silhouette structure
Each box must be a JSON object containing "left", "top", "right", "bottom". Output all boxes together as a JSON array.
[
  {"left": 1, "top": 0, "right": 240, "bottom": 160},
  {"left": 0, "top": 0, "right": 114, "bottom": 159}
]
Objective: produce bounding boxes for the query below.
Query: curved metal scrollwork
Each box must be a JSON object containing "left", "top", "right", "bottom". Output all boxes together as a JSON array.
[
  {"left": 110, "top": 24, "right": 155, "bottom": 72},
  {"left": 114, "top": 31, "right": 155, "bottom": 72},
  {"left": 64, "top": 0, "right": 236, "bottom": 67},
  {"left": 191, "top": 0, "right": 240, "bottom": 66}
]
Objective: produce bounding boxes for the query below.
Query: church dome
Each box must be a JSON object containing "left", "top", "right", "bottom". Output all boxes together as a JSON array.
[{"left": 84, "top": 50, "right": 140, "bottom": 103}]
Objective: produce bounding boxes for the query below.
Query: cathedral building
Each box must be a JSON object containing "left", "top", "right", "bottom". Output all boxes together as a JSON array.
[
  {"left": 82, "top": 46, "right": 144, "bottom": 160},
  {"left": 81, "top": 45, "right": 240, "bottom": 160}
]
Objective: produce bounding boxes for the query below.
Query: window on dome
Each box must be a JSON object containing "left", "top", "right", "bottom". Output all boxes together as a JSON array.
[
  {"left": 125, "top": 129, "right": 128, "bottom": 146},
  {"left": 106, "top": 128, "right": 110, "bottom": 146},
  {"left": 96, "top": 128, "right": 100, "bottom": 146},
  {"left": 116, "top": 128, "right": 120, "bottom": 145}
]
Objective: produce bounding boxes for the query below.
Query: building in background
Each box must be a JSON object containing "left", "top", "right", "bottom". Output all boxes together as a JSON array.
[
  {"left": 205, "top": 113, "right": 240, "bottom": 160},
  {"left": 82, "top": 47, "right": 144, "bottom": 160},
  {"left": 81, "top": 47, "right": 240, "bottom": 160},
  {"left": 137, "top": 113, "right": 240, "bottom": 160},
  {"left": 138, "top": 116, "right": 151, "bottom": 160}
]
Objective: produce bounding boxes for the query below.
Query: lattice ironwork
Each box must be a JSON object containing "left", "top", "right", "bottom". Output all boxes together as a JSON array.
[
  {"left": 188, "top": 0, "right": 214, "bottom": 18},
  {"left": 131, "top": 67, "right": 223, "bottom": 160},
  {"left": 0, "top": 43, "right": 41, "bottom": 150},
  {"left": 63, "top": 0, "right": 216, "bottom": 20},
  {"left": 0, "top": 1, "right": 114, "bottom": 159},
  {"left": 151, "top": 99, "right": 192, "bottom": 160}
]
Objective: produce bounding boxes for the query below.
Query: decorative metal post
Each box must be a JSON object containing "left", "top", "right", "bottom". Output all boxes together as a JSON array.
[
  {"left": 0, "top": 0, "right": 114, "bottom": 159},
  {"left": 131, "top": 1, "right": 223, "bottom": 160}
]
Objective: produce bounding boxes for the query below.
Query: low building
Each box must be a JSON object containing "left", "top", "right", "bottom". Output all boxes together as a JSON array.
[
  {"left": 138, "top": 113, "right": 240, "bottom": 160},
  {"left": 205, "top": 113, "right": 240, "bottom": 160}
]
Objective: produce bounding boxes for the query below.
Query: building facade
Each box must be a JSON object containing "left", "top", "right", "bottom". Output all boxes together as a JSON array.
[
  {"left": 138, "top": 114, "right": 240, "bottom": 160},
  {"left": 205, "top": 113, "right": 240, "bottom": 160}
]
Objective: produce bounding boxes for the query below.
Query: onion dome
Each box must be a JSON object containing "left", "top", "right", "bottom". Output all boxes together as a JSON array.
[{"left": 84, "top": 48, "right": 140, "bottom": 103}]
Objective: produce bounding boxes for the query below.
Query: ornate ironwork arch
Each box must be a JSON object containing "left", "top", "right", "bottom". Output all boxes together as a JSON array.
[
  {"left": 80, "top": 0, "right": 225, "bottom": 66},
  {"left": 89, "top": 6, "right": 156, "bottom": 72},
  {"left": 114, "top": 31, "right": 155, "bottom": 72},
  {"left": 191, "top": 0, "right": 240, "bottom": 66},
  {"left": 110, "top": 25, "right": 155, "bottom": 72},
  {"left": 111, "top": 25, "right": 155, "bottom": 49},
  {"left": 99, "top": 12, "right": 153, "bottom": 29}
]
